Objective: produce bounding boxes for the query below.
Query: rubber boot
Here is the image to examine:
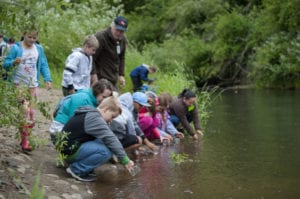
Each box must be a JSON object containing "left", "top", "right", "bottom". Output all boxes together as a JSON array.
[
  {"left": 20, "top": 123, "right": 34, "bottom": 152},
  {"left": 21, "top": 131, "right": 32, "bottom": 152}
]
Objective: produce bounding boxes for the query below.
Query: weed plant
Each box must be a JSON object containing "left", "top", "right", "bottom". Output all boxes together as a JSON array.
[{"left": 53, "top": 131, "right": 70, "bottom": 167}]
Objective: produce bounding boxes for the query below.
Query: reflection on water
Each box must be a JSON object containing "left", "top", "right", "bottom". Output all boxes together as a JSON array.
[{"left": 94, "top": 89, "right": 300, "bottom": 198}]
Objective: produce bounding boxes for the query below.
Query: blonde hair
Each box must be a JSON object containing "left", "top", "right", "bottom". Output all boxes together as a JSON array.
[
  {"left": 98, "top": 96, "right": 122, "bottom": 114},
  {"left": 83, "top": 35, "right": 99, "bottom": 48}
]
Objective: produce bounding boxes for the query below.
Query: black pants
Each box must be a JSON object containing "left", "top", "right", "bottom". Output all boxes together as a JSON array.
[{"left": 130, "top": 76, "right": 142, "bottom": 92}]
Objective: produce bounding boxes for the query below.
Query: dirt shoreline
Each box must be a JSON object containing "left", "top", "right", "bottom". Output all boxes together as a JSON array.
[{"left": 0, "top": 88, "right": 96, "bottom": 199}]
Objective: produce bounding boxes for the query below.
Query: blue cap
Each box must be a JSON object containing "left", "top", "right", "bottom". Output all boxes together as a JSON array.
[
  {"left": 132, "top": 92, "right": 151, "bottom": 107},
  {"left": 114, "top": 16, "right": 128, "bottom": 31}
]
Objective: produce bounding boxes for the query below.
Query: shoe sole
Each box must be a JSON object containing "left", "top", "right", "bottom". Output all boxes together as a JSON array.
[{"left": 66, "top": 167, "right": 96, "bottom": 182}]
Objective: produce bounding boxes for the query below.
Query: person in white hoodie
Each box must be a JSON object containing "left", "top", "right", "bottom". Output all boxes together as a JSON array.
[{"left": 61, "top": 35, "right": 99, "bottom": 96}]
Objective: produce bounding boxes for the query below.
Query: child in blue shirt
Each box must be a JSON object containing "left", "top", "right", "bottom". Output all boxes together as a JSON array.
[
  {"left": 3, "top": 27, "right": 52, "bottom": 152},
  {"left": 130, "top": 63, "right": 156, "bottom": 92}
]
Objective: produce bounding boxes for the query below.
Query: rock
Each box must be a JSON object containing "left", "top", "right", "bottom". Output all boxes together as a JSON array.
[
  {"left": 44, "top": 174, "right": 60, "bottom": 179},
  {"left": 61, "top": 193, "right": 83, "bottom": 199},
  {"left": 71, "top": 185, "right": 79, "bottom": 191},
  {"left": 54, "top": 180, "right": 70, "bottom": 186},
  {"left": 48, "top": 196, "right": 62, "bottom": 199}
]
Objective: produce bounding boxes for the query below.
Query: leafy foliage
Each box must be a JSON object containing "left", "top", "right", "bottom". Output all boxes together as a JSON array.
[
  {"left": 53, "top": 131, "right": 70, "bottom": 167},
  {"left": 1, "top": 0, "right": 123, "bottom": 74},
  {"left": 2, "top": 0, "right": 299, "bottom": 89},
  {"left": 124, "top": 0, "right": 300, "bottom": 88},
  {"left": 250, "top": 32, "right": 300, "bottom": 88}
]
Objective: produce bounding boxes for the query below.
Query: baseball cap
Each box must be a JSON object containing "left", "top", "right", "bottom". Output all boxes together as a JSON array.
[
  {"left": 114, "top": 16, "right": 128, "bottom": 31},
  {"left": 132, "top": 92, "right": 151, "bottom": 107}
]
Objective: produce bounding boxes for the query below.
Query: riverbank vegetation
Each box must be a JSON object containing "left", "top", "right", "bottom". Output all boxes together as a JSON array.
[
  {"left": 2, "top": 0, "right": 298, "bottom": 139},
  {"left": 1, "top": 0, "right": 299, "bottom": 90}
]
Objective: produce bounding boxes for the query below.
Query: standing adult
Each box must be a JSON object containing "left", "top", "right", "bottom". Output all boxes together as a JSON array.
[{"left": 92, "top": 16, "right": 128, "bottom": 90}]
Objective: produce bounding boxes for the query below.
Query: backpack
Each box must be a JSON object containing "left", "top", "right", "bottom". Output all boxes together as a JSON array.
[{"left": 53, "top": 95, "right": 72, "bottom": 118}]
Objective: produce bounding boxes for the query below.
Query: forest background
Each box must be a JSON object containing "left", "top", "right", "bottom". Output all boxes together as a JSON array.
[
  {"left": 1, "top": 0, "right": 299, "bottom": 91},
  {"left": 0, "top": 1, "right": 299, "bottom": 197}
]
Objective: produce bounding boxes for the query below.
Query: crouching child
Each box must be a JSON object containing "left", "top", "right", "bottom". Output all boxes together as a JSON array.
[{"left": 61, "top": 96, "right": 134, "bottom": 182}]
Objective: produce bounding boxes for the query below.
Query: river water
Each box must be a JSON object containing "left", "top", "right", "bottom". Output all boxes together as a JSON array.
[{"left": 93, "top": 89, "right": 300, "bottom": 199}]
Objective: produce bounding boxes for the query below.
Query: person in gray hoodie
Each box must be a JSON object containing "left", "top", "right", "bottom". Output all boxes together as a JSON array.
[
  {"left": 62, "top": 96, "right": 134, "bottom": 182},
  {"left": 110, "top": 92, "right": 157, "bottom": 152}
]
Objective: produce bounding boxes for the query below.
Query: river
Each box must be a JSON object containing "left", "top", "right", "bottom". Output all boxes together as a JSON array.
[{"left": 93, "top": 89, "right": 300, "bottom": 199}]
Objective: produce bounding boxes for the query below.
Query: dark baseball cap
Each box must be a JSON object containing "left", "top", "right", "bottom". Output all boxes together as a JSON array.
[{"left": 114, "top": 16, "right": 128, "bottom": 31}]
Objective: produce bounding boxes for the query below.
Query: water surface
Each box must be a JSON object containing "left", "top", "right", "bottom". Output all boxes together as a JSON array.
[{"left": 94, "top": 89, "right": 300, "bottom": 199}]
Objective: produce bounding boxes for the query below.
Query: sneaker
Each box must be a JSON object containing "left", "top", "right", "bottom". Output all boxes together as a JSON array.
[
  {"left": 88, "top": 170, "right": 97, "bottom": 177},
  {"left": 109, "top": 155, "right": 119, "bottom": 164},
  {"left": 66, "top": 167, "right": 96, "bottom": 182}
]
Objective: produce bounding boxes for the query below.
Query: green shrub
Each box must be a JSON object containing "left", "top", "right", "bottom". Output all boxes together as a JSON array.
[
  {"left": 119, "top": 45, "right": 194, "bottom": 95},
  {"left": 1, "top": 0, "right": 123, "bottom": 89},
  {"left": 250, "top": 32, "right": 300, "bottom": 88}
]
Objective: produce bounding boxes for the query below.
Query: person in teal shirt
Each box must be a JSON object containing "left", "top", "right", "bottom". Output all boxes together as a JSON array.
[{"left": 49, "top": 79, "right": 113, "bottom": 139}]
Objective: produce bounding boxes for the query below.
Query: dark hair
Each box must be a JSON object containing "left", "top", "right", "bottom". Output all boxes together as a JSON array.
[
  {"left": 8, "top": 37, "right": 15, "bottom": 44},
  {"left": 92, "top": 79, "right": 113, "bottom": 97},
  {"left": 178, "top": 89, "right": 196, "bottom": 99}
]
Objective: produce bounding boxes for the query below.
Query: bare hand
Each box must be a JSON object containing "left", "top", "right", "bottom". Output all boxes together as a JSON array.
[
  {"left": 14, "top": 57, "right": 22, "bottom": 65},
  {"left": 46, "top": 82, "right": 52, "bottom": 90},
  {"left": 119, "top": 76, "right": 125, "bottom": 87},
  {"left": 193, "top": 134, "right": 198, "bottom": 140},
  {"left": 150, "top": 142, "right": 158, "bottom": 151},
  {"left": 196, "top": 130, "right": 203, "bottom": 137},
  {"left": 165, "top": 134, "right": 173, "bottom": 142},
  {"left": 125, "top": 160, "right": 134, "bottom": 171},
  {"left": 175, "top": 132, "right": 184, "bottom": 139}
]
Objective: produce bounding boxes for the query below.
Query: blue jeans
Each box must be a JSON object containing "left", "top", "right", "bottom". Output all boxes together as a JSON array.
[
  {"left": 169, "top": 115, "right": 180, "bottom": 127},
  {"left": 69, "top": 139, "right": 112, "bottom": 175},
  {"left": 169, "top": 114, "right": 193, "bottom": 128}
]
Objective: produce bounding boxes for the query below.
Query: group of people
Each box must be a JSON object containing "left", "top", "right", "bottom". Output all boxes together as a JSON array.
[
  {"left": 50, "top": 84, "right": 203, "bottom": 182},
  {"left": 1, "top": 16, "right": 203, "bottom": 182}
]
